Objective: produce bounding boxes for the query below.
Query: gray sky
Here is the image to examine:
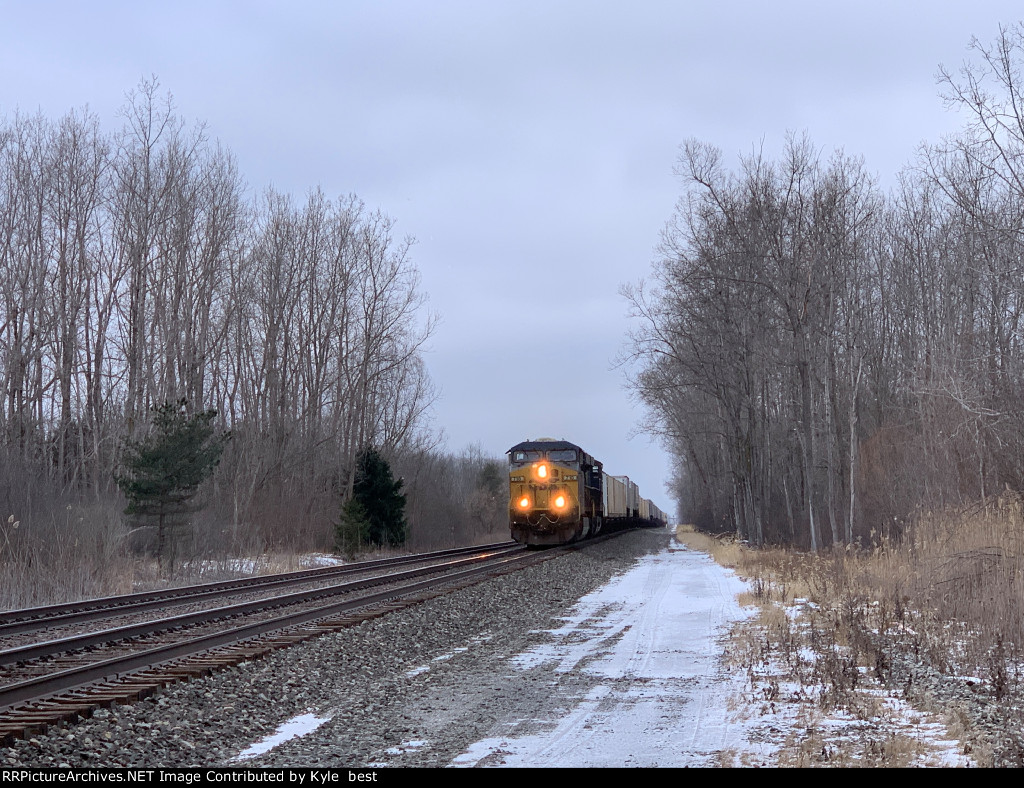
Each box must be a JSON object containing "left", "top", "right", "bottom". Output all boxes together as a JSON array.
[{"left": 3, "top": 0, "right": 1021, "bottom": 513}]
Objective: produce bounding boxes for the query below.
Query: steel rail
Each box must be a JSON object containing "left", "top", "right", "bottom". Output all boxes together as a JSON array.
[
  {"left": 0, "top": 541, "right": 517, "bottom": 636},
  {"left": 0, "top": 550, "right": 539, "bottom": 712},
  {"left": 0, "top": 547, "right": 522, "bottom": 668}
]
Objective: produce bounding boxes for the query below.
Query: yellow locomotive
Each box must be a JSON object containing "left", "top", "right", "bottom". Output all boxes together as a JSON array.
[{"left": 508, "top": 438, "right": 668, "bottom": 546}]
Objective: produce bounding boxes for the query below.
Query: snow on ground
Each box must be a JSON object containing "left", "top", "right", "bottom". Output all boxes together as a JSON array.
[
  {"left": 405, "top": 637, "right": 491, "bottom": 678},
  {"left": 299, "top": 553, "right": 346, "bottom": 568},
  {"left": 217, "top": 532, "right": 972, "bottom": 766},
  {"left": 180, "top": 552, "right": 346, "bottom": 578},
  {"left": 451, "top": 538, "right": 768, "bottom": 767},
  {"left": 231, "top": 712, "right": 332, "bottom": 762},
  {"left": 449, "top": 534, "right": 973, "bottom": 767}
]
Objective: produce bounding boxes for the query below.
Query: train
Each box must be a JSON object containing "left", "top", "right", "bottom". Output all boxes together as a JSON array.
[{"left": 508, "top": 437, "right": 669, "bottom": 546}]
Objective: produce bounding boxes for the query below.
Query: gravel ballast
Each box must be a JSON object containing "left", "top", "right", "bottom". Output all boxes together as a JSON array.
[{"left": 1, "top": 530, "right": 668, "bottom": 768}]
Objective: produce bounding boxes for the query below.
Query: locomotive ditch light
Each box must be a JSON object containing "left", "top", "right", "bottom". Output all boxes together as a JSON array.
[
  {"left": 519, "top": 497, "right": 531, "bottom": 509},
  {"left": 554, "top": 494, "right": 566, "bottom": 508}
]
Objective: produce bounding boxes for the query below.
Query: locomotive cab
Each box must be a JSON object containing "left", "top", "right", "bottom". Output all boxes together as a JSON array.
[{"left": 508, "top": 438, "right": 603, "bottom": 546}]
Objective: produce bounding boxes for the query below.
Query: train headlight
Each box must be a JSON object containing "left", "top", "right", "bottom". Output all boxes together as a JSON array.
[
  {"left": 519, "top": 497, "right": 530, "bottom": 509},
  {"left": 537, "top": 464, "right": 548, "bottom": 479},
  {"left": 554, "top": 494, "right": 566, "bottom": 508}
]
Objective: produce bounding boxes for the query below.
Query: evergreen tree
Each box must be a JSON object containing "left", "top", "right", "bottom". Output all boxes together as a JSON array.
[
  {"left": 115, "top": 400, "right": 230, "bottom": 570},
  {"left": 335, "top": 496, "right": 370, "bottom": 558},
  {"left": 477, "top": 460, "right": 505, "bottom": 501},
  {"left": 336, "top": 446, "right": 407, "bottom": 552}
]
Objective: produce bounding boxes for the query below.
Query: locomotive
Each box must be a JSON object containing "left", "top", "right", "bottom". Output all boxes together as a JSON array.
[{"left": 508, "top": 438, "right": 669, "bottom": 546}]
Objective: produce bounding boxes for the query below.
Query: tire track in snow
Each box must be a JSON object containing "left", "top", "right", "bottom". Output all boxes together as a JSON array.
[{"left": 454, "top": 541, "right": 757, "bottom": 767}]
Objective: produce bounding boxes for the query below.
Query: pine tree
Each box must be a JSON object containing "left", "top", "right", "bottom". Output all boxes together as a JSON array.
[
  {"left": 335, "top": 496, "right": 370, "bottom": 558},
  {"left": 115, "top": 400, "right": 230, "bottom": 570},
  {"left": 336, "top": 446, "right": 407, "bottom": 552}
]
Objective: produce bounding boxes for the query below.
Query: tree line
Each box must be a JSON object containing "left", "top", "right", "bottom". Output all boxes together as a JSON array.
[
  {"left": 0, "top": 78, "right": 438, "bottom": 560},
  {"left": 624, "top": 26, "right": 1024, "bottom": 548}
]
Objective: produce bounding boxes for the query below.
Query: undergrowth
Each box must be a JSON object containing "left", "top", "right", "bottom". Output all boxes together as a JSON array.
[{"left": 676, "top": 498, "right": 1024, "bottom": 767}]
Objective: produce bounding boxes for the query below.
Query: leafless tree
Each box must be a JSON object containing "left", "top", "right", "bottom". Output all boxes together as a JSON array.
[
  {"left": 0, "top": 82, "right": 441, "bottom": 579},
  {"left": 625, "top": 135, "right": 881, "bottom": 548}
]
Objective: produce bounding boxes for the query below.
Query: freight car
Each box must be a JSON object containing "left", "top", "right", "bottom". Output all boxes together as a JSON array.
[{"left": 508, "top": 438, "right": 668, "bottom": 546}]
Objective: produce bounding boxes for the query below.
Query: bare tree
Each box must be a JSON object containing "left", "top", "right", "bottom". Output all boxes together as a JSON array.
[
  {"left": 0, "top": 84, "right": 441, "bottom": 574},
  {"left": 625, "top": 135, "right": 881, "bottom": 548}
]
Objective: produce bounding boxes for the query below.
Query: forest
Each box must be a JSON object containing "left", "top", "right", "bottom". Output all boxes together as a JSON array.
[
  {"left": 625, "top": 26, "right": 1024, "bottom": 549},
  {"left": 0, "top": 79, "right": 505, "bottom": 607},
  {"left": 10, "top": 24, "right": 1024, "bottom": 608}
]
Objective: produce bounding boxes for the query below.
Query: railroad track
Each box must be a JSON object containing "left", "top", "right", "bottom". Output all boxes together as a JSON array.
[
  {"left": 0, "top": 542, "right": 517, "bottom": 640},
  {"left": 0, "top": 540, "right": 580, "bottom": 745}
]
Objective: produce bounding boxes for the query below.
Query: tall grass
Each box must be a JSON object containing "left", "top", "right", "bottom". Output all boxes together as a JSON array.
[
  {"left": 728, "top": 496, "right": 1024, "bottom": 695},
  {"left": 681, "top": 499, "right": 1024, "bottom": 766},
  {"left": 0, "top": 503, "right": 137, "bottom": 611}
]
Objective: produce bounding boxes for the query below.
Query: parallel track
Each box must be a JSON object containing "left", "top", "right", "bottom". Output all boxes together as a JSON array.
[
  {"left": 0, "top": 538, "right": 592, "bottom": 745},
  {"left": 0, "top": 542, "right": 517, "bottom": 638}
]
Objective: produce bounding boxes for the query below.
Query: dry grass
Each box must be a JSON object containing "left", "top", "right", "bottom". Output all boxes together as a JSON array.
[
  {"left": 0, "top": 503, "right": 137, "bottom": 610},
  {"left": 774, "top": 723, "right": 933, "bottom": 768},
  {"left": 673, "top": 524, "right": 746, "bottom": 571},
  {"left": 675, "top": 502, "right": 1024, "bottom": 767}
]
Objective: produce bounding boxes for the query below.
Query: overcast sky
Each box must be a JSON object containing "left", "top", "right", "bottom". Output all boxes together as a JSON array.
[{"left": 3, "top": 1, "right": 1022, "bottom": 512}]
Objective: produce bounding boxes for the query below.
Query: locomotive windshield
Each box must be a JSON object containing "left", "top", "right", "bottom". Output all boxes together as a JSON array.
[{"left": 510, "top": 448, "right": 579, "bottom": 468}]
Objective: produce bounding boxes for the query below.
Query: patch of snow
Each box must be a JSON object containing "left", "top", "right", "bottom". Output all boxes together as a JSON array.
[
  {"left": 231, "top": 712, "right": 331, "bottom": 761},
  {"left": 455, "top": 547, "right": 766, "bottom": 767},
  {"left": 180, "top": 557, "right": 262, "bottom": 576},
  {"left": 385, "top": 740, "right": 428, "bottom": 755},
  {"left": 433, "top": 646, "right": 469, "bottom": 663},
  {"left": 300, "top": 553, "right": 346, "bottom": 568},
  {"left": 405, "top": 639, "right": 483, "bottom": 678}
]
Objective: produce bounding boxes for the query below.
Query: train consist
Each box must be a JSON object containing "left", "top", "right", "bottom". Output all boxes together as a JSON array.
[{"left": 508, "top": 438, "right": 669, "bottom": 546}]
